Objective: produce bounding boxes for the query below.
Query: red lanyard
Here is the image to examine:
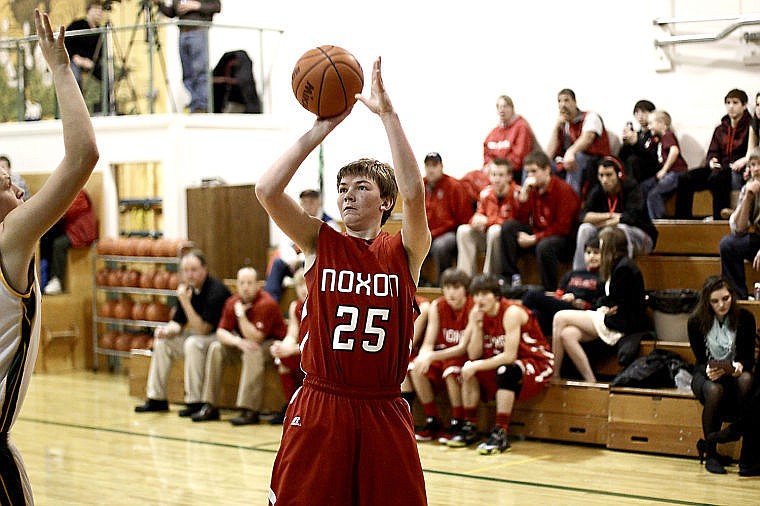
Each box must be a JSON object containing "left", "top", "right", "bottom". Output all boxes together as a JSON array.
[{"left": 607, "top": 194, "right": 619, "bottom": 213}]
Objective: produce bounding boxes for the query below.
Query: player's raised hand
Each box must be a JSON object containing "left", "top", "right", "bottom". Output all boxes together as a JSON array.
[{"left": 34, "top": 9, "right": 69, "bottom": 72}]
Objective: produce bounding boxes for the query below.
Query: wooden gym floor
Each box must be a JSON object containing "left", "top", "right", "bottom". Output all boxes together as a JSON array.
[{"left": 14, "top": 371, "right": 757, "bottom": 505}]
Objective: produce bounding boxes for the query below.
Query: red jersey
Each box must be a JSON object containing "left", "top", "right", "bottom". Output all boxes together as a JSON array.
[
  {"left": 434, "top": 295, "right": 474, "bottom": 350},
  {"left": 424, "top": 174, "right": 472, "bottom": 238},
  {"left": 301, "top": 223, "right": 418, "bottom": 388},
  {"left": 483, "top": 115, "right": 536, "bottom": 169},
  {"left": 556, "top": 110, "right": 611, "bottom": 158},
  {"left": 480, "top": 299, "right": 552, "bottom": 368},
  {"left": 217, "top": 291, "right": 287, "bottom": 339},
  {"left": 474, "top": 182, "right": 520, "bottom": 227},
  {"left": 513, "top": 176, "right": 580, "bottom": 241}
]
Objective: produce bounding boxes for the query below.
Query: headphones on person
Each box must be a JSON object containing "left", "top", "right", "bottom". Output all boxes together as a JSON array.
[{"left": 601, "top": 156, "right": 625, "bottom": 180}]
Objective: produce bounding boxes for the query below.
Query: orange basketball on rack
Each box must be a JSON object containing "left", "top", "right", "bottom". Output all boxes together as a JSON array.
[
  {"left": 114, "top": 333, "right": 133, "bottom": 352},
  {"left": 153, "top": 270, "right": 170, "bottom": 290},
  {"left": 131, "top": 302, "right": 147, "bottom": 321},
  {"left": 98, "top": 300, "right": 117, "bottom": 318},
  {"left": 107, "top": 269, "right": 123, "bottom": 287},
  {"left": 291, "top": 45, "right": 364, "bottom": 118},
  {"left": 97, "top": 237, "right": 117, "bottom": 255},
  {"left": 113, "top": 299, "right": 134, "bottom": 320},
  {"left": 96, "top": 268, "right": 110, "bottom": 286},
  {"left": 123, "top": 269, "right": 141, "bottom": 287},
  {"left": 167, "top": 272, "right": 179, "bottom": 290},
  {"left": 145, "top": 302, "right": 162, "bottom": 322},
  {"left": 99, "top": 331, "right": 118, "bottom": 349},
  {"left": 139, "top": 270, "right": 156, "bottom": 289},
  {"left": 134, "top": 238, "right": 152, "bottom": 257},
  {"left": 161, "top": 239, "right": 180, "bottom": 257},
  {"left": 150, "top": 239, "right": 166, "bottom": 257}
]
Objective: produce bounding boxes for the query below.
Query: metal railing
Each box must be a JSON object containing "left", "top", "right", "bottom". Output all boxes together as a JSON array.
[
  {"left": 0, "top": 19, "right": 283, "bottom": 122},
  {"left": 654, "top": 13, "right": 760, "bottom": 47}
]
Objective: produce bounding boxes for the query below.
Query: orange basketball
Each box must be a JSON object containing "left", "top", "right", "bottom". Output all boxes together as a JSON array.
[{"left": 292, "top": 45, "right": 363, "bottom": 118}]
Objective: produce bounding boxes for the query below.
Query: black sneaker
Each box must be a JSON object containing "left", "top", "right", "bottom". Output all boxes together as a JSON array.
[
  {"left": 134, "top": 398, "right": 169, "bottom": 413},
  {"left": 477, "top": 426, "right": 511, "bottom": 455},
  {"left": 178, "top": 402, "right": 204, "bottom": 417},
  {"left": 446, "top": 421, "right": 478, "bottom": 447},
  {"left": 415, "top": 416, "right": 442, "bottom": 442},
  {"left": 438, "top": 419, "right": 462, "bottom": 444}
]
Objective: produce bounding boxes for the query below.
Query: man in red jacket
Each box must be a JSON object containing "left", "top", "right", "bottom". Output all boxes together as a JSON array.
[
  {"left": 482, "top": 95, "right": 538, "bottom": 183},
  {"left": 424, "top": 152, "right": 472, "bottom": 285},
  {"left": 499, "top": 151, "right": 580, "bottom": 290}
]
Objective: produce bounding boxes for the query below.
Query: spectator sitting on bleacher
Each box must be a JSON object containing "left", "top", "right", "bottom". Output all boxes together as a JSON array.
[
  {"left": 423, "top": 152, "right": 472, "bottom": 285},
  {"left": 618, "top": 99, "right": 658, "bottom": 184},
  {"left": 640, "top": 111, "right": 689, "bottom": 220},
  {"left": 410, "top": 268, "right": 474, "bottom": 444},
  {"left": 728, "top": 91, "right": 759, "bottom": 175},
  {"left": 706, "top": 376, "right": 760, "bottom": 477},
  {"left": 194, "top": 266, "right": 287, "bottom": 425},
  {"left": 268, "top": 268, "right": 307, "bottom": 425},
  {"left": 499, "top": 150, "right": 580, "bottom": 291},
  {"left": 688, "top": 275, "right": 755, "bottom": 474},
  {"left": 676, "top": 89, "right": 752, "bottom": 220},
  {"left": 573, "top": 156, "right": 657, "bottom": 270},
  {"left": 456, "top": 158, "right": 520, "bottom": 277},
  {"left": 263, "top": 189, "right": 340, "bottom": 302},
  {"left": 546, "top": 88, "right": 611, "bottom": 198},
  {"left": 401, "top": 295, "right": 431, "bottom": 413},
  {"left": 482, "top": 95, "right": 537, "bottom": 183},
  {"left": 719, "top": 149, "right": 760, "bottom": 300},
  {"left": 523, "top": 237, "right": 602, "bottom": 337},
  {"left": 446, "top": 274, "right": 553, "bottom": 454},
  {"left": 552, "top": 226, "right": 646, "bottom": 382}
]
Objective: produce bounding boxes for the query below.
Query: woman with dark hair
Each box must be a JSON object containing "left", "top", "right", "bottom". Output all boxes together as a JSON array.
[
  {"left": 688, "top": 275, "right": 755, "bottom": 474},
  {"left": 552, "top": 226, "right": 647, "bottom": 382}
]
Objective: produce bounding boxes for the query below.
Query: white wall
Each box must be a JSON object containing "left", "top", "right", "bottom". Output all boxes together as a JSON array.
[
  {"left": 5, "top": 0, "right": 760, "bottom": 247},
  {"left": 211, "top": 0, "right": 760, "bottom": 219}
]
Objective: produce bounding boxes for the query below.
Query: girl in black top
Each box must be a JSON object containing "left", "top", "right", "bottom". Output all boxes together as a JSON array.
[
  {"left": 688, "top": 275, "right": 755, "bottom": 474},
  {"left": 552, "top": 226, "right": 647, "bottom": 382}
]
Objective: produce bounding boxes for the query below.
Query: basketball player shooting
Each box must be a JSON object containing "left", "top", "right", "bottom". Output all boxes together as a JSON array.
[{"left": 256, "top": 57, "right": 431, "bottom": 505}]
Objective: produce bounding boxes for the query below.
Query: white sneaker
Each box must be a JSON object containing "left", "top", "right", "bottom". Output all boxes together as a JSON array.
[{"left": 44, "top": 277, "right": 62, "bottom": 295}]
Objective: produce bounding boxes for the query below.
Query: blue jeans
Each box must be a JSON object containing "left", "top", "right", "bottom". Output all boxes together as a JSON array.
[
  {"left": 640, "top": 171, "right": 680, "bottom": 219},
  {"left": 720, "top": 233, "right": 760, "bottom": 299},
  {"left": 179, "top": 29, "right": 209, "bottom": 111}
]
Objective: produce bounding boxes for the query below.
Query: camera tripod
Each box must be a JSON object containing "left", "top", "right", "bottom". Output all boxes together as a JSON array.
[{"left": 104, "top": 0, "right": 176, "bottom": 115}]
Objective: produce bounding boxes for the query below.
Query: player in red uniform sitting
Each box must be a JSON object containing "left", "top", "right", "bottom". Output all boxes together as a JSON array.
[
  {"left": 411, "top": 268, "right": 474, "bottom": 443},
  {"left": 256, "top": 57, "right": 431, "bottom": 506},
  {"left": 449, "top": 274, "right": 554, "bottom": 454}
]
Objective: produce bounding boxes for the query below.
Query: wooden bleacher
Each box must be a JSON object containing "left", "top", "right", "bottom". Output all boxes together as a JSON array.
[{"left": 409, "top": 217, "right": 756, "bottom": 458}]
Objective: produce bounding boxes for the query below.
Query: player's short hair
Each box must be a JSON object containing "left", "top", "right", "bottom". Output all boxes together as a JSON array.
[
  {"left": 632, "top": 100, "right": 655, "bottom": 114},
  {"left": 440, "top": 268, "right": 471, "bottom": 291},
  {"left": 490, "top": 158, "right": 513, "bottom": 175},
  {"left": 337, "top": 158, "right": 398, "bottom": 225},
  {"left": 557, "top": 88, "right": 576, "bottom": 101},
  {"left": 523, "top": 150, "right": 551, "bottom": 169},
  {"left": 469, "top": 273, "right": 502, "bottom": 298},
  {"left": 0, "top": 155, "right": 10, "bottom": 168},
  {"left": 725, "top": 88, "right": 748, "bottom": 105}
]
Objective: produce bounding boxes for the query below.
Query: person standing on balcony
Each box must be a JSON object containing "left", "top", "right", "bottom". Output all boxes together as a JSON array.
[{"left": 155, "top": 0, "right": 222, "bottom": 113}]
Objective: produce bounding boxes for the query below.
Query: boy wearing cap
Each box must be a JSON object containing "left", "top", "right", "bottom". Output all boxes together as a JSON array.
[{"left": 423, "top": 152, "right": 472, "bottom": 285}]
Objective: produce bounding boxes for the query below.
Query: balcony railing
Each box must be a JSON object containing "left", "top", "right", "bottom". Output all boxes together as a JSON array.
[{"left": 0, "top": 18, "right": 283, "bottom": 121}]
